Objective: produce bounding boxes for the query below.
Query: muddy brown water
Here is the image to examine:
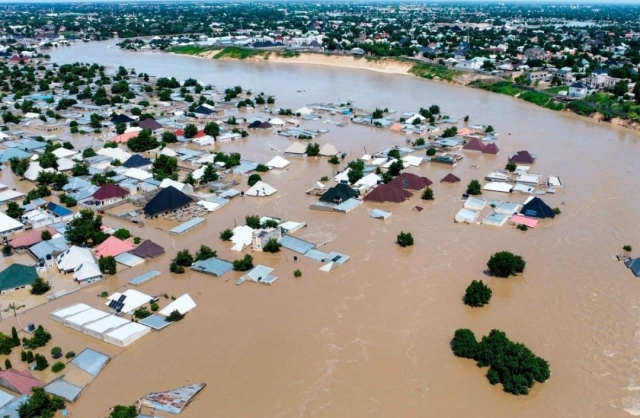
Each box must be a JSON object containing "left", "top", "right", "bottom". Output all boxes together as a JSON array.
[{"left": 0, "top": 39, "right": 638, "bottom": 417}]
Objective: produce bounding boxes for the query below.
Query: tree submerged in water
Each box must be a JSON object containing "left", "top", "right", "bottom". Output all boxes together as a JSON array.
[
  {"left": 463, "top": 280, "right": 492, "bottom": 307},
  {"left": 486, "top": 251, "right": 526, "bottom": 278}
]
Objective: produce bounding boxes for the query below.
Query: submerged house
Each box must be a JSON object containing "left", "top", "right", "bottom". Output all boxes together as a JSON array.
[
  {"left": 387, "top": 173, "right": 433, "bottom": 191},
  {"left": 509, "top": 150, "right": 536, "bottom": 165},
  {"left": 92, "top": 183, "right": 130, "bottom": 206},
  {"left": 143, "top": 186, "right": 194, "bottom": 218},
  {"left": 520, "top": 197, "right": 555, "bottom": 219},
  {"left": 319, "top": 184, "right": 359, "bottom": 204},
  {"left": 364, "top": 184, "right": 413, "bottom": 204}
]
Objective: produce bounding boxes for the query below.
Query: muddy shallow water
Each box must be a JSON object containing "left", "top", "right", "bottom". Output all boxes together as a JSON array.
[{"left": 0, "top": 40, "right": 638, "bottom": 417}]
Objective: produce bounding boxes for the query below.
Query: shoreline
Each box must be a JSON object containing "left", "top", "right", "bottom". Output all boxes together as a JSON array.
[{"left": 166, "top": 48, "right": 640, "bottom": 132}]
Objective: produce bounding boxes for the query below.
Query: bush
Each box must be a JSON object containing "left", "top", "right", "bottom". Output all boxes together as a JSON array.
[
  {"left": 306, "top": 143, "right": 320, "bottom": 156},
  {"left": 262, "top": 238, "right": 282, "bottom": 253},
  {"left": 328, "top": 155, "right": 340, "bottom": 164},
  {"left": 98, "top": 256, "right": 117, "bottom": 275},
  {"left": 195, "top": 245, "right": 216, "bottom": 261},
  {"left": 165, "top": 310, "right": 185, "bottom": 322},
  {"left": 220, "top": 228, "right": 234, "bottom": 241},
  {"left": 396, "top": 231, "right": 414, "bottom": 247},
  {"left": 2, "top": 244, "right": 12, "bottom": 256},
  {"left": 233, "top": 254, "right": 254, "bottom": 271},
  {"left": 30, "top": 277, "right": 51, "bottom": 295},
  {"left": 50, "top": 346, "right": 62, "bottom": 359},
  {"left": 17, "top": 387, "right": 64, "bottom": 418},
  {"left": 133, "top": 307, "right": 151, "bottom": 319},
  {"left": 451, "top": 329, "right": 550, "bottom": 395},
  {"left": 421, "top": 187, "right": 434, "bottom": 200},
  {"left": 517, "top": 224, "right": 528, "bottom": 231},
  {"left": 293, "top": 269, "right": 302, "bottom": 278},
  {"left": 65, "top": 351, "right": 75, "bottom": 359},
  {"left": 150, "top": 303, "right": 159, "bottom": 312},
  {"left": 467, "top": 180, "right": 482, "bottom": 195},
  {"left": 255, "top": 164, "right": 269, "bottom": 172},
  {"left": 113, "top": 228, "right": 131, "bottom": 240},
  {"left": 169, "top": 262, "right": 185, "bottom": 274},
  {"left": 624, "top": 245, "right": 633, "bottom": 253},
  {"left": 553, "top": 207, "right": 562, "bottom": 215},
  {"left": 4, "top": 359, "right": 11, "bottom": 369},
  {"left": 464, "top": 280, "right": 492, "bottom": 307},
  {"left": 247, "top": 173, "right": 261, "bottom": 187},
  {"left": 245, "top": 215, "right": 261, "bottom": 229},
  {"left": 51, "top": 361, "right": 65, "bottom": 373},
  {"left": 41, "top": 230, "right": 52, "bottom": 241},
  {"left": 109, "top": 405, "right": 138, "bottom": 418},
  {"left": 171, "top": 249, "right": 194, "bottom": 273},
  {"left": 34, "top": 353, "right": 49, "bottom": 371},
  {"left": 426, "top": 148, "right": 436, "bottom": 156},
  {"left": 133, "top": 237, "right": 141, "bottom": 244},
  {"left": 505, "top": 162, "right": 517, "bottom": 172},
  {"left": 487, "top": 251, "right": 526, "bottom": 278}
]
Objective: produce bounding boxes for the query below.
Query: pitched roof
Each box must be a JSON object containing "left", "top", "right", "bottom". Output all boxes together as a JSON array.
[
  {"left": 509, "top": 150, "right": 535, "bottom": 164},
  {"left": 144, "top": 186, "right": 194, "bottom": 217},
  {"left": 122, "top": 154, "right": 152, "bottom": 168},
  {"left": 0, "top": 264, "right": 39, "bottom": 292},
  {"left": 363, "top": 183, "right": 413, "bottom": 203},
  {"left": 441, "top": 173, "right": 461, "bottom": 183},
  {"left": 388, "top": 172, "right": 433, "bottom": 191},
  {"left": 110, "top": 114, "right": 134, "bottom": 124},
  {"left": 138, "top": 118, "right": 162, "bottom": 130},
  {"left": 625, "top": 258, "right": 640, "bottom": 277},
  {"left": 9, "top": 227, "right": 56, "bottom": 248},
  {"left": 112, "top": 131, "right": 140, "bottom": 143},
  {"left": 45, "top": 202, "right": 73, "bottom": 217},
  {"left": 319, "top": 184, "right": 358, "bottom": 204},
  {"left": 92, "top": 183, "right": 130, "bottom": 200},
  {"left": 194, "top": 106, "right": 214, "bottom": 115},
  {"left": 0, "top": 368, "right": 45, "bottom": 395},
  {"left": 94, "top": 236, "right": 135, "bottom": 258},
  {"left": 521, "top": 197, "right": 555, "bottom": 219},
  {"left": 130, "top": 240, "right": 165, "bottom": 258},
  {"left": 246, "top": 181, "right": 277, "bottom": 197},
  {"left": 462, "top": 137, "right": 486, "bottom": 152},
  {"left": 483, "top": 143, "right": 500, "bottom": 155}
]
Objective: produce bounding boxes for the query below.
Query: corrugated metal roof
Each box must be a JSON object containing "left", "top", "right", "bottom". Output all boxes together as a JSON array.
[{"left": 139, "top": 383, "right": 206, "bottom": 414}]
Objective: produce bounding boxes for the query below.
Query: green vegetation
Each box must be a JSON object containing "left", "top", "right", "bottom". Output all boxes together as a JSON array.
[
  {"left": 451, "top": 329, "right": 550, "bottom": 395},
  {"left": 213, "top": 47, "right": 268, "bottom": 60},
  {"left": 5, "top": 201, "right": 24, "bottom": 219},
  {"left": 505, "top": 162, "right": 517, "bottom": 172},
  {"left": 170, "top": 249, "right": 194, "bottom": 274},
  {"left": 113, "top": 228, "right": 131, "bottom": 240},
  {"left": 328, "top": 155, "right": 340, "bottom": 164},
  {"left": 50, "top": 346, "right": 62, "bottom": 359},
  {"left": 133, "top": 306, "right": 151, "bottom": 319},
  {"left": 165, "top": 309, "right": 186, "bottom": 322},
  {"left": 421, "top": 188, "right": 434, "bottom": 200},
  {"left": 233, "top": 254, "right": 254, "bottom": 271},
  {"left": 262, "top": 238, "right": 282, "bottom": 253},
  {"left": 486, "top": 251, "right": 526, "bottom": 278},
  {"left": 396, "top": 231, "right": 414, "bottom": 248},
  {"left": 34, "top": 353, "right": 49, "bottom": 371},
  {"left": 426, "top": 148, "right": 436, "bottom": 156},
  {"left": 278, "top": 50, "right": 300, "bottom": 58},
  {"left": 195, "top": 245, "right": 216, "bottom": 261},
  {"left": 464, "top": 280, "right": 492, "bottom": 307},
  {"left": 306, "top": 143, "right": 320, "bottom": 156},
  {"left": 409, "top": 62, "right": 460, "bottom": 82},
  {"left": 98, "top": 256, "right": 117, "bottom": 275},
  {"left": 347, "top": 160, "right": 365, "bottom": 184},
  {"left": 293, "top": 269, "right": 302, "bottom": 278},
  {"left": 466, "top": 180, "right": 482, "bottom": 195},
  {"left": 65, "top": 351, "right": 76, "bottom": 359},
  {"left": 553, "top": 207, "right": 562, "bottom": 215},
  {"left": 517, "top": 224, "right": 529, "bottom": 232},
  {"left": 220, "top": 228, "right": 234, "bottom": 241},
  {"left": 18, "top": 387, "right": 65, "bottom": 418},
  {"left": 65, "top": 210, "right": 106, "bottom": 247},
  {"left": 109, "top": 405, "right": 138, "bottom": 418},
  {"left": 22, "top": 325, "right": 51, "bottom": 350},
  {"left": 624, "top": 245, "right": 633, "bottom": 253},
  {"left": 51, "top": 361, "right": 65, "bottom": 373},
  {"left": 166, "top": 45, "right": 218, "bottom": 55},
  {"left": 247, "top": 173, "right": 262, "bottom": 187}
]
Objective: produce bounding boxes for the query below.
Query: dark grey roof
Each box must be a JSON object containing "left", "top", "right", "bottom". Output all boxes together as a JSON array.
[
  {"left": 521, "top": 197, "right": 555, "bottom": 219},
  {"left": 143, "top": 186, "right": 193, "bottom": 217}
]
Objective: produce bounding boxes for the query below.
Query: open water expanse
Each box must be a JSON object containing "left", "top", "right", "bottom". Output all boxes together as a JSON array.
[{"left": 2, "top": 39, "right": 638, "bottom": 417}]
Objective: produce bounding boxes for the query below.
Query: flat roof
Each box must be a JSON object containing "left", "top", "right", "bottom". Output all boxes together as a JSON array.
[
  {"left": 51, "top": 303, "right": 92, "bottom": 320},
  {"left": 129, "top": 270, "right": 161, "bottom": 286},
  {"left": 44, "top": 379, "right": 83, "bottom": 403},
  {"left": 169, "top": 217, "right": 206, "bottom": 236},
  {"left": 139, "top": 314, "right": 173, "bottom": 330},
  {"left": 65, "top": 308, "right": 109, "bottom": 326},
  {"left": 83, "top": 315, "right": 130, "bottom": 335},
  {"left": 191, "top": 258, "right": 233, "bottom": 277},
  {"left": 280, "top": 235, "right": 316, "bottom": 255},
  {"left": 104, "top": 322, "right": 149, "bottom": 339},
  {"left": 71, "top": 348, "right": 110, "bottom": 376}
]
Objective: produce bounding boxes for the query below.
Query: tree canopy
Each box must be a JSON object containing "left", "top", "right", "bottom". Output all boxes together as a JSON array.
[
  {"left": 487, "top": 251, "right": 526, "bottom": 278},
  {"left": 64, "top": 209, "right": 105, "bottom": 247}
]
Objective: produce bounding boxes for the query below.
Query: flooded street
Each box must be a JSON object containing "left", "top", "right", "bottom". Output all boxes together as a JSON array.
[{"left": 1, "top": 39, "right": 638, "bottom": 417}]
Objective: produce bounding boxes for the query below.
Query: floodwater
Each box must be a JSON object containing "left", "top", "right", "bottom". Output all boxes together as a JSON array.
[{"left": 0, "top": 39, "right": 638, "bottom": 417}]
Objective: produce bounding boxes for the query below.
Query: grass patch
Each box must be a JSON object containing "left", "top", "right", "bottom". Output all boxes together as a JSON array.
[
  {"left": 409, "top": 63, "right": 460, "bottom": 82},
  {"left": 165, "top": 45, "right": 218, "bottom": 55},
  {"left": 545, "top": 86, "right": 568, "bottom": 94},
  {"left": 277, "top": 50, "right": 300, "bottom": 58},
  {"left": 471, "top": 81, "right": 565, "bottom": 111},
  {"left": 213, "top": 47, "right": 268, "bottom": 60}
]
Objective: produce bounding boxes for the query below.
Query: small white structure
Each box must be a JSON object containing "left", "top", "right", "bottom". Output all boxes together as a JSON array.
[
  {"left": 192, "top": 135, "right": 215, "bottom": 147},
  {"left": 57, "top": 246, "right": 95, "bottom": 273},
  {"left": 284, "top": 142, "right": 306, "bottom": 156},
  {"left": 401, "top": 155, "right": 424, "bottom": 167},
  {"left": 103, "top": 322, "right": 151, "bottom": 347},
  {"left": 97, "top": 147, "right": 132, "bottom": 162},
  {"left": 455, "top": 208, "right": 480, "bottom": 223},
  {"left": 0, "top": 212, "right": 23, "bottom": 235},
  {"left": 246, "top": 181, "right": 277, "bottom": 197},
  {"left": 64, "top": 308, "right": 109, "bottom": 331},
  {"left": 231, "top": 225, "right": 254, "bottom": 251},
  {"left": 483, "top": 182, "right": 513, "bottom": 193},
  {"left": 159, "top": 178, "right": 194, "bottom": 194},
  {"left": 73, "top": 262, "right": 102, "bottom": 283},
  {"left": 83, "top": 315, "right": 130, "bottom": 339},
  {"left": 354, "top": 173, "right": 381, "bottom": 189},
  {"left": 106, "top": 289, "right": 153, "bottom": 314},
  {"left": 159, "top": 294, "right": 196, "bottom": 316},
  {"left": 464, "top": 197, "right": 487, "bottom": 211},
  {"left": 266, "top": 156, "right": 290, "bottom": 169},
  {"left": 547, "top": 176, "right": 563, "bottom": 188},
  {"left": 515, "top": 173, "right": 541, "bottom": 187},
  {"left": 51, "top": 303, "right": 92, "bottom": 323},
  {"left": 124, "top": 168, "right": 152, "bottom": 181}
]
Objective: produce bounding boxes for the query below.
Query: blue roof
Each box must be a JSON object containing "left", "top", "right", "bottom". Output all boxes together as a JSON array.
[
  {"left": 325, "top": 251, "right": 350, "bottom": 264},
  {"left": 29, "top": 236, "right": 68, "bottom": 260},
  {"left": 0, "top": 390, "right": 15, "bottom": 409},
  {"left": 169, "top": 217, "right": 206, "bottom": 235},
  {"left": 44, "top": 379, "right": 83, "bottom": 402},
  {"left": 123, "top": 154, "right": 152, "bottom": 168},
  {"left": 139, "top": 314, "right": 172, "bottom": 330},
  {"left": 191, "top": 257, "right": 233, "bottom": 277},
  {"left": 19, "top": 140, "right": 47, "bottom": 152},
  {"left": 0, "top": 394, "right": 28, "bottom": 418},
  {"left": 62, "top": 177, "right": 91, "bottom": 191},
  {"left": 0, "top": 148, "right": 31, "bottom": 163},
  {"left": 129, "top": 270, "right": 161, "bottom": 285},
  {"left": 280, "top": 235, "right": 316, "bottom": 254},
  {"left": 46, "top": 202, "right": 73, "bottom": 217},
  {"left": 303, "top": 249, "right": 326, "bottom": 262},
  {"left": 71, "top": 348, "right": 110, "bottom": 376}
]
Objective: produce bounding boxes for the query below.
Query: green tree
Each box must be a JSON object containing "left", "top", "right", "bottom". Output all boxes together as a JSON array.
[
  {"left": 50, "top": 346, "right": 62, "bottom": 359},
  {"left": 396, "top": 231, "right": 414, "bottom": 247},
  {"left": 51, "top": 361, "right": 65, "bottom": 373},
  {"left": 613, "top": 80, "right": 629, "bottom": 97},
  {"left": 442, "top": 126, "right": 458, "bottom": 138},
  {"left": 30, "top": 278, "right": 51, "bottom": 295},
  {"left": 18, "top": 387, "right": 64, "bottom": 418},
  {"left": 200, "top": 163, "right": 218, "bottom": 184},
  {"left": 505, "top": 162, "right": 517, "bottom": 172},
  {"left": 464, "top": 280, "right": 492, "bottom": 307},
  {"left": 232, "top": 254, "right": 254, "bottom": 271},
  {"left": 195, "top": 245, "right": 216, "bottom": 261},
  {"left": 38, "top": 151, "right": 58, "bottom": 170},
  {"left": 9, "top": 158, "right": 30, "bottom": 177},
  {"left": 426, "top": 148, "right": 436, "bottom": 156},
  {"left": 5, "top": 359, "right": 11, "bottom": 369},
  {"left": 247, "top": 173, "right": 261, "bottom": 187},
  {"left": 487, "top": 251, "right": 526, "bottom": 278},
  {"left": 64, "top": 209, "right": 103, "bottom": 246},
  {"left": 5, "top": 201, "right": 24, "bottom": 219},
  {"left": 152, "top": 154, "right": 178, "bottom": 181},
  {"left": 41, "top": 230, "right": 52, "bottom": 241},
  {"left": 451, "top": 328, "right": 478, "bottom": 359},
  {"left": 109, "top": 405, "right": 138, "bottom": 418},
  {"left": 162, "top": 131, "right": 178, "bottom": 143},
  {"left": 245, "top": 215, "right": 261, "bottom": 229},
  {"left": 262, "top": 238, "right": 282, "bottom": 253},
  {"left": 421, "top": 187, "right": 434, "bottom": 200},
  {"left": 98, "top": 256, "right": 117, "bottom": 275},
  {"left": 165, "top": 310, "right": 185, "bottom": 322},
  {"left": 11, "top": 327, "right": 19, "bottom": 347},
  {"left": 115, "top": 123, "right": 126, "bottom": 135},
  {"left": 113, "top": 229, "right": 131, "bottom": 240},
  {"left": 306, "top": 143, "right": 320, "bottom": 156},
  {"left": 184, "top": 123, "right": 198, "bottom": 139},
  {"left": 466, "top": 180, "right": 482, "bottom": 195},
  {"left": 220, "top": 229, "right": 234, "bottom": 241},
  {"left": 204, "top": 121, "right": 220, "bottom": 139},
  {"left": 387, "top": 160, "right": 404, "bottom": 177},
  {"left": 372, "top": 108, "right": 384, "bottom": 119},
  {"left": 34, "top": 353, "right": 49, "bottom": 371},
  {"left": 127, "top": 129, "right": 159, "bottom": 152},
  {"left": 82, "top": 147, "right": 97, "bottom": 158}
]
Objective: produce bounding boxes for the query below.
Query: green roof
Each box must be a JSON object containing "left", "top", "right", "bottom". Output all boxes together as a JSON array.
[{"left": 0, "top": 264, "right": 39, "bottom": 292}]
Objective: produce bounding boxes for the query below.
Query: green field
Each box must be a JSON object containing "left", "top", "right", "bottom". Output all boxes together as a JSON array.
[
  {"left": 166, "top": 45, "right": 217, "bottom": 55},
  {"left": 408, "top": 62, "right": 460, "bottom": 82},
  {"left": 212, "top": 47, "right": 268, "bottom": 60}
]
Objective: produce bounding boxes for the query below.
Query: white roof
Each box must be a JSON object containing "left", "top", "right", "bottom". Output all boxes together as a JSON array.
[
  {"left": 197, "top": 200, "right": 221, "bottom": 211},
  {"left": 515, "top": 173, "right": 541, "bottom": 184},
  {"left": 160, "top": 147, "right": 178, "bottom": 157},
  {"left": 192, "top": 166, "right": 205, "bottom": 180},
  {"left": 284, "top": 142, "right": 306, "bottom": 154},
  {"left": 0, "top": 189, "right": 25, "bottom": 201},
  {"left": 51, "top": 303, "right": 92, "bottom": 320},
  {"left": 231, "top": 225, "right": 253, "bottom": 251},
  {"left": 296, "top": 107, "right": 312, "bottom": 114},
  {"left": 483, "top": 182, "right": 513, "bottom": 193},
  {"left": 319, "top": 143, "right": 338, "bottom": 156},
  {"left": 73, "top": 261, "right": 102, "bottom": 282},
  {"left": 52, "top": 148, "right": 78, "bottom": 159},
  {"left": 83, "top": 314, "right": 129, "bottom": 334},
  {"left": 97, "top": 147, "right": 132, "bottom": 162},
  {"left": 192, "top": 135, "right": 215, "bottom": 145},
  {"left": 160, "top": 178, "right": 188, "bottom": 191},
  {"left": 24, "top": 161, "right": 54, "bottom": 182},
  {"left": 104, "top": 322, "right": 149, "bottom": 341},
  {"left": 269, "top": 117, "right": 285, "bottom": 125},
  {"left": 464, "top": 197, "right": 487, "bottom": 211},
  {"left": 106, "top": 289, "right": 153, "bottom": 314},
  {"left": 355, "top": 173, "right": 381, "bottom": 188},
  {"left": 124, "top": 167, "right": 152, "bottom": 181},
  {"left": 370, "top": 157, "right": 387, "bottom": 166},
  {"left": 65, "top": 308, "right": 109, "bottom": 327},
  {"left": 0, "top": 212, "right": 23, "bottom": 234},
  {"left": 361, "top": 154, "right": 372, "bottom": 161},
  {"left": 402, "top": 155, "right": 423, "bottom": 167},
  {"left": 159, "top": 294, "right": 196, "bottom": 316},
  {"left": 333, "top": 168, "right": 351, "bottom": 183},
  {"left": 455, "top": 208, "right": 480, "bottom": 223},
  {"left": 196, "top": 153, "right": 215, "bottom": 164},
  {"left": 246, "top": 181, "right": 277, "bottom": 197},
  {"left": 57, "top": 158, "right": 75, "bottom": 171},
  {"left": 266, "top": 155, "right": 290, "bottom": 169},
  {"left": 57, "top": 246, "right": 95, "bottom": 271},
  {"left": 124, "top": 126, "right": 142, "bottom": 134}
]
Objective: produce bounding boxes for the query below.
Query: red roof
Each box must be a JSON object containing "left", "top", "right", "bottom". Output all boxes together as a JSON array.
[
  {"left": 483, "top": 143, "right": 500, "bottom": 155},
  {"left": 192, "top": 130, "right": 206, "bottom": 138},
  {"left": 94, "top": 235, "right": 135, "bottom": 258},
  {"left": 9, "top": 227, "right": 56, "bottom": 248},
  {"left": 509, "top": 150, "right": 535, "bottom": 164},
  {"left": 462, "top": 138, "right": 486, "bottom": 152},
  {"left": 388, "top": 172, "right": 433, "bottom": 191},
  {"left": 0, "top": 368, "right": 45, "bottom": 395},
  {"left": 364, "top": 183, "right": 413, "bottom": 203},
  {"left": 440, "top": 173, "right": 461, "bottom": 183},
  {"left": 92, "top": 183, "right": 130, "bottom": 201},
  {"left": 174, "top": 129, "right": 185, "bottom": 136}
]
